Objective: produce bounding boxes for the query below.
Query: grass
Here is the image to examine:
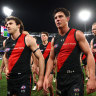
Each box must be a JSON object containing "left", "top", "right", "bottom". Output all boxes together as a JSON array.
[{"left": 0, "top": 59, "right": 96, "bottom": 96}]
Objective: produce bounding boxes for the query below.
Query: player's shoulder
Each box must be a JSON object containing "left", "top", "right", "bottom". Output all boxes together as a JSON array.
[
  {"left": 75, "top": 30, "right": 85, "bottom": 41},
  {"left": 25, "top": 35, "right": 35, "bottom": 41}
]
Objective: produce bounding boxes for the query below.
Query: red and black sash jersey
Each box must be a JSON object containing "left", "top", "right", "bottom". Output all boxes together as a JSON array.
[
  {"left": 54, "top": 29, "right": 82, "bottom": 73},
  {"left": 39, "top": 42, "right": 51, "bottom": 65},
  {"left": 5, "top": 33, "right": 32, "bottom": 76},
  {"left": 92, "top": 36, "right": 96, "bottom": 62}
]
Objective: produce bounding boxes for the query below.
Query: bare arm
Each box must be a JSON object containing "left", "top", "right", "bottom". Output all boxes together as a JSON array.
[
  {"left": 76, "top": 30, "right": 96, "bottom": 94},
  {"left": 31, "top": 53, "right": 39, "bottom": 73},
  {"left": 0, "top": 55, "right": 5, "bottom": 80},
  {"left": 0, "top": 56, "right": 5, "bottom": 73},
  {"left": 0, "top": 40, "right": 8, "bottom": 79},
  {"left": 76, "top": 31, "right": 95, "bottom": 79},
  {"left": 43, "top": 38, "right": 55, "bottom": 91},
  {"left": 25, "top": 35, "right": 45, "bottom": 90}
]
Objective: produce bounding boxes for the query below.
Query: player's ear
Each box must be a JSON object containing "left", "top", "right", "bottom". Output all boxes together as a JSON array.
[{"left": 67, "top": 17, "right": 70, "bottom": 22}]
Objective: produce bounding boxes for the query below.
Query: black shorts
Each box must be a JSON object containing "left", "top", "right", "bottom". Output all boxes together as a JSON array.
[
  {"left": 7, "top": 74, "right": 33, "bottom": 96},
  {"left": 56, "top": 73, "right": 84, "bottom": 96}
]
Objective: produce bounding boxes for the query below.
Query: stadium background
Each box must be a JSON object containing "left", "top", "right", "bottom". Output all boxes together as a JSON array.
[{"left": 0, "top": 29, "right": 96, "bottom": 95}]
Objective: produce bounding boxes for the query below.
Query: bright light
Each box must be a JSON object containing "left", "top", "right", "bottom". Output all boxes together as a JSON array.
[
  {"left": 78, "top": 9, "right": 91, "bottom": 22},
  {"left": 3, "top": 6, "right": 13, "bottom": 17}
]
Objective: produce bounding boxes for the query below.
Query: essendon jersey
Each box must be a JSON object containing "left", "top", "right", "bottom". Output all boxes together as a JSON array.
[
  {"left": 5, "top": 33, "right": 32, "bottom": 75},
  {"left": 40, "top": 42, "right": 51, "bottom": 65},
  {"left": 93, "top": 36, "right": 96, "bottom": 49},
  {"left": 54, "top": 29, "right": 82, "bottom": 73},
  {"left": 92, "top": 36, "right": 96, "bottom": 62}
]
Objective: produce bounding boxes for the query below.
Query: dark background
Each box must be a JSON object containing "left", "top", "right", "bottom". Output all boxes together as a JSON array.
[{"left": 0, "top": 0, "right": 96, "bottom": 33}]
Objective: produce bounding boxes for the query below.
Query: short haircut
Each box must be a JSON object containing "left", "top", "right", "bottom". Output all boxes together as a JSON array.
[
  {"left": 41, "top": 31, "right": 49, "bottom": 37},
  {"left": 53, "top": 8, "right": 70, "bottom": 18},
  {"left": 5, "top": 16, "right": 24, "bottom": 33},
  {"left": 92, "top": 22, "right": 96, "bottom": 26},
  {"left": 33, "top": 36, "right": 37, "bottom": 41}
]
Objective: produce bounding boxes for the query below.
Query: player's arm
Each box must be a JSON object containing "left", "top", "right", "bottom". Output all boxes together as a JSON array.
[
  {"left": 25, "top": 35, "right": 45, "bottom": 90},
  {"left": 0, "top": 56, "right": 5, "bottom": 79},
  {"left": 76, "top": 30, "right": 96, "bottom": 94},
  {"left": 43, "top": 38, "right": 55, "bottom": 91},
  {"left": 0, "top": 40, "right": 7, "bottom": 79},
  {"left": 31, "top": 53, "right": 39, "bottom": 73}
]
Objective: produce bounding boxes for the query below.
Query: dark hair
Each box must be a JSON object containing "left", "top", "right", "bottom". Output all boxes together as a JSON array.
[
  {"left": 53, "top": 8, "right": 70, "bottom": 18},
  {"left": 33, "top": 36, "right": 37, "bottom": 41},
  {"left": 5, "top": 16, "right": 24, "bottom": 33},
  {"left": 41, "top": 31, "right": 49, "bottom": 37}
]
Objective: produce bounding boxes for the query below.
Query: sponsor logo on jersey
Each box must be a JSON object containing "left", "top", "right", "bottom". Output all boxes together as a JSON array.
[
  {"left": 63, "top": 43, "right": 76, "bottom": 45},
  {"left": 13, "top": 47, "right": 24, "bottom": 50}
]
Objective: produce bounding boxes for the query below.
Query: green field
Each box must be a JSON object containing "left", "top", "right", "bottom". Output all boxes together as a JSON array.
[{"left": 0, "top": 59, "right": 96, "bottom": 96}]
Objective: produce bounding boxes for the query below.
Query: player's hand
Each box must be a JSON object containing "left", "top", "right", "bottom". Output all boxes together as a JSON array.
[
  {"left": 5, "top": 68, "right": 9, "bottom": 79},
  {"left": 86, "top": 78, "right": 96, "bottom": 94},
  {"left": 36, "top": 79, "right": 43, "bottom": 91},
  {"left": 32, "top": 64, "right": 37, "bottom": 73},
  {"left": 43, "top": 77, "right": 49, "bottom": 93}
]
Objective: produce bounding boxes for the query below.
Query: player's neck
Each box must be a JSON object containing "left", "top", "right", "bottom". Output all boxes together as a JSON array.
[
  {"left": 42, "top": 40, "right": 48, "bottom": 46},
  {"left": 58, "top": 27, "right": 70, "bottom": 36},
  {"left": 11, "top": 31, "right": 21, "bottom": 40}
]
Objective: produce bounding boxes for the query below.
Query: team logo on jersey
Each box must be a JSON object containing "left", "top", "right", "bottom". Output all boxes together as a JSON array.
[
  {"left": 74, "top": 88, "right": 80, "bottom": 92},
  {"left": 74, "top": 88, "right": 80, "bottom": 96},
  {"left": 54, "top": 44, "right": 58, "bottom": 48},
  {"left": 4, "top": 48, "right": 11, "bottom": 52},
  {"left": 21, "top": 85, "right": 26, "bottom": 93},
  {"left": 21, "top": 85, "right": 26, "bottom": 90}
]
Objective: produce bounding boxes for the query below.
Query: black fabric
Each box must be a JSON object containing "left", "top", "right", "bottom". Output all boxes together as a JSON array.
[
  {"left": 56, "top": 74, "right": 84, "bottom": 96},
  {"left": 58, "top": 45, "right": 82, "bottom": 75},
  {"left": 7, "top": 74, "right": 33, "bottom": 96},
  {"left": 93, "top": 36, "right": 96, "bottom": 49}
]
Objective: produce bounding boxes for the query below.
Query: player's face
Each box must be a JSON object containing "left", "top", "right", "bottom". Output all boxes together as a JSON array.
[
  {"left": 54, "top": 12, "right": 69, "bottom": 29},
  {"left": 41, "top": 34, "right": 48, "bottom": 42},
  {"left": 92, "top": 24, "right": 96, "bottom": 35},
  {"left": 6, "top": 20, "right": 20, "bottom": 34}
]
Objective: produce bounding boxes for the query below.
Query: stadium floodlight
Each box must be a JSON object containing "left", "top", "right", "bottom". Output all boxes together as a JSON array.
[
  {"left": 3, "top": 6, "right": 13, "bottom": 17},
  {"left": 78, "top": 9, "right": 91, "bottom": 32},
  {"left": 78, "top": 9, "right": 91, "bottom": 21}
]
